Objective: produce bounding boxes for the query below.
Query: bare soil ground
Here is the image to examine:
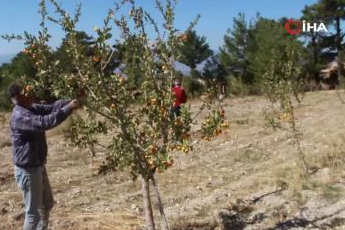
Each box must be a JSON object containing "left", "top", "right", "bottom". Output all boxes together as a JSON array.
[{"left": 0, "top": 90, "right": 345, "bottom": 230}]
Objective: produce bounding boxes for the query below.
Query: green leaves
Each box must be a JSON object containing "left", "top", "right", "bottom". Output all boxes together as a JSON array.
[
  {"left": 202, "top": 109, "right": 229, "bottom": 140},
  {"left": 66, "top": 114, "right": 107, "bottom": 150},
  {"left": 5, "top": 0, "right": 229, "bottom": 181},
  {"left": 263, "top": 46, "right": 304, "bottom": 108},
  {"left": 177, "top": 30, "right": 213, "bottom": 70}
]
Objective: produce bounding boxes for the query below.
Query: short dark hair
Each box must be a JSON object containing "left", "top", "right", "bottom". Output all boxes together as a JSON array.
[
  {"left": 8, "top": 82, "right": 23, "bottom": 98},
  {"left": 174, "top": 79, "right": 182, "bottom": 86}
]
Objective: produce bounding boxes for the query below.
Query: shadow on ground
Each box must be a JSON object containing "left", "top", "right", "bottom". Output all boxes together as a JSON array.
[{"left": 265, "top": 208, "right": 345, "bottom": 230}]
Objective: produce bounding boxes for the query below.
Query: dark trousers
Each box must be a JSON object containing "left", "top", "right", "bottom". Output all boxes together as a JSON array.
[{"left": 170, "top": 106, "right": 181, "bottom": 117}]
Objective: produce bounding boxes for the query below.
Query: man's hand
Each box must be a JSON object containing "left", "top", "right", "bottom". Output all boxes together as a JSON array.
[{"left": 67, "top": 99, "right": 80, "bottom": 110}]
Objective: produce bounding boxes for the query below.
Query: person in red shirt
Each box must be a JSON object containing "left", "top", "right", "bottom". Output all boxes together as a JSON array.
[{"left": 171, "top": 79, "right": 187, "bottom": 117}]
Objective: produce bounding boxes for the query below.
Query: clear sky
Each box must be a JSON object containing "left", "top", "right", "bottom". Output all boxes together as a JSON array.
[{"left": 0, "top": 0, "right": 318, "bottom": 55}]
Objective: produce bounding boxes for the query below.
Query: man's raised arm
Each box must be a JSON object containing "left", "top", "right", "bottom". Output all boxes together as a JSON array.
[
  {"left": 32, "top": 100, "right": 71, "bottom": 115},
  {"left": 13, "top": 100, "right": 78, "bottom": 131}
]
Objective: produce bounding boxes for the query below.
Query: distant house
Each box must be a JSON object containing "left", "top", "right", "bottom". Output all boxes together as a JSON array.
[{"left": 320, "top": 60, "right": 339, "bottom": 90}]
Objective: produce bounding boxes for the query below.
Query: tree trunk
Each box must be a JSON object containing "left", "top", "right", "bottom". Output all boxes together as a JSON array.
[
  {"left": 311, "top": 35, "right": 320, "bottom": 83},
  {"left": 88, "top": 143, "right": 96, "bottom": 158},
  {"left": 151, "top": 176, "right": 169, "bottom": 230},
  {"left": 141, "top": 176, "right": 156, "bottom": 230},
  {"left": 336, "top": 16, "right": 342, "bottom": 52}
]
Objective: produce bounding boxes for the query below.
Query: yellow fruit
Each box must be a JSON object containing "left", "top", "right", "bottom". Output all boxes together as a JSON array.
[
  {"left": 221, "top": 121, "right": 231, "bottom": 129},
  {"left": 25, "top": 85, "right": 32, "bottom": 92},
  {"left": 118, "top": 77, "right": 124, "bottom": 84},
  {"left": 148, "top": 145, "right": 157, "bottom": 154},
  {"left": 278, "top": 113, "right": 292, "bottom": 121},
  {"left": 150, "top": 98, "right": 157, "bottom": 105},
  {"left": 203, "top": 136, "right": 211, "bottom": 141},
  {"left": 92, "top": 55, "right": 100, "bottom": 62}
]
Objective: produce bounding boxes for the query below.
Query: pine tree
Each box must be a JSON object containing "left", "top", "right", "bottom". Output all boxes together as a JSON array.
[
  {"left": 317, "top": 0, "right": 345, "bottom": 52},
  {"left": 301, "top": 4, "right": 324, "bottom": 82},
  {"left": 177, "top": 30, "right": 213, "bottom": 71},
  {"left": 220, "top": 13, "right": 253, "bottom": 84},
  {"left": 249, "top": 17, "right": 305, "bottom": 86},
  {"left": 0, "top": 52, "right": 37, "bottom": 109}
]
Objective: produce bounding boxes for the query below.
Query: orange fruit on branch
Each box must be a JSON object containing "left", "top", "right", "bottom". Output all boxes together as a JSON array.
[
  {"left": 24, "top": 85, "right": 33, "bottom": 93},
  {"left": 92, "top": 55, "right": 100, "bottom": 62},
  {"left": 150, "top": 98, "right": 157, "bottom": 105}
]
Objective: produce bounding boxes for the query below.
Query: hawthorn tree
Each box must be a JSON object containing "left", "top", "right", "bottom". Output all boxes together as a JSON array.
[
  {"left": 54, "top": 31, "right": 96, "bottom": 75},
  {"left": 4, "top": 0, "right": 229, "bottom": 229},
  {"left": 3, "top": 0, "right": 57, "bottom": 102},
  {"left": 263, "top": 45, "right": 309, "bottom": 173}
]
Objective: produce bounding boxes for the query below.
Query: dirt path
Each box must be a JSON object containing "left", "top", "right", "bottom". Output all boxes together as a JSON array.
[{"left": 0, "top": 90, "right": 344, "bottom": 230}]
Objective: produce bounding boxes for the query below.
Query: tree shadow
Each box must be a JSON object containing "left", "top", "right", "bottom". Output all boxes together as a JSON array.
[
  {"left": 265, "top": 208, "right": 345, "bottom": 230},
  {"left": 219, "top": 209, "right": 268, "bottom": 230},
  {"left": 218, "top": 205, "right": 345, "bottom": 230}
]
